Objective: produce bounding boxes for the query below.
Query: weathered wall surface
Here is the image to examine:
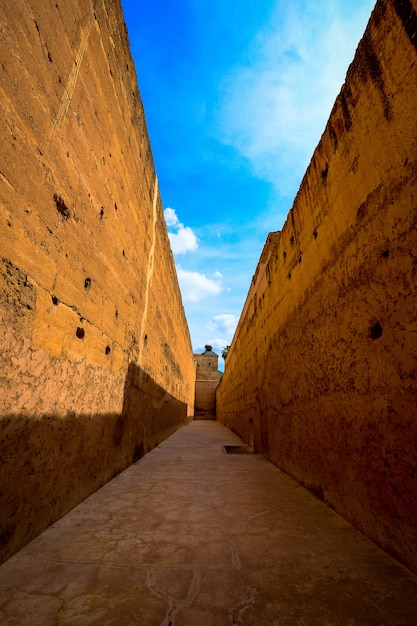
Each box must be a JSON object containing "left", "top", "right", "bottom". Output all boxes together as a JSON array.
[
  {"left": 0, "top": 0, "right": 195, "bottom": 562},
  {"left": 194, "top": 381, "right": 217, "bottom": 417},
  {"left": 217, "top": 0, "right": 417, "bottom": 574},
  {"left": 194, "top": 353, "right": 219, "bottom": 381}
]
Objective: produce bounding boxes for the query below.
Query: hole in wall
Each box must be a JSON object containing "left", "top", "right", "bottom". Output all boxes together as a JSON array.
[
  {"left": 105, "top": 345, "right": 111, "bottom": 355},
  {"left": 369, "top": 321, "right": 383, "bottom": 340},
  {"left": 382, "top": 249, "right": 389, "bottom": 258},
  {"left": 99, "top": 208, "right": 104, "bottom": 219},
  {"left": 53, "top": 194, "right": 70, "bottom": 219},
  {"left": 313, "top": 230, "right": 318, "bottom": 239},
  {"left": 322, "top": 163, "right": 329, "bottom": 179},
  {"left": 51, "top": 295, "right": 59, "bottom": 306},
  {"left": 115, "top": 309, "right": 119, "bottom": 319},
  {"left": 76, "top": 327, "right": 85, "bottom": 339},
  {"left": 84, "top": 277, "right": 91, "bottom": 290},
  {"left": 288, "top": 272, "right": 291, "bottom": 280},
  {"left": 290, "top": 236, "right": 294, "bottom": 245}
]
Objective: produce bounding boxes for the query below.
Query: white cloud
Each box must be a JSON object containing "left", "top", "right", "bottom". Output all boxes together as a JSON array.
[
  {"left": 164, "top": 207, "right": 180, "bottom": 227},
  {"left": 169, "top": 226, "right": 198, "bottom": 254},
  {"left": 206, "top": 313, "right": 238, "bottom": 336},
  {"left": 177, "top": 266, "right": 222, "bottom": 302},
  {"left": 217, "top": 0, "right": 374, "bottom": 194},
  {"left": 164, "top": 207, "right": 198, "bottom": 254}
]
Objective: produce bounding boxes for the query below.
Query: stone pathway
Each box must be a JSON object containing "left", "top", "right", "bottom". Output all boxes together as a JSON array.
[{"left": 1, "top": 420, "right": 417, "bottom": 625}]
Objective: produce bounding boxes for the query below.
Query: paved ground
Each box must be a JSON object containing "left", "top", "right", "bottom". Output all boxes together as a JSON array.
[{"left": 1, "top": 420, "right": 417, "bottom": 625}]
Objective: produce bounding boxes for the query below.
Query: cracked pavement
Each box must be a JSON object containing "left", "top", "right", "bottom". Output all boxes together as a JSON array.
[{"left": 1, "top": 420, "right": 417, "bottom": 625}]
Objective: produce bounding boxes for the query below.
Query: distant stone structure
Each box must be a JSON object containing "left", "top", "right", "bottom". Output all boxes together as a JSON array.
[
  {"left": 194, "top": 344, "right": 219, "bottom": 381},
  {"left": 193, "top": 345, "right": 219, "bottom": 418}
]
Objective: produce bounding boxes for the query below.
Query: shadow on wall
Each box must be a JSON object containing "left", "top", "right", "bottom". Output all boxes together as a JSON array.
[
  {"left": 0, "top": 362, "right": 189, "bottom": 564},
  {"left": 194, "top": 380, "right": 218, "bottom": 418}
]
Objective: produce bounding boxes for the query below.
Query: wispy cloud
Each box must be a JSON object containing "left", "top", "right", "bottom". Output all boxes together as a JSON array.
[
  {"left": 216, "top": 0, "right": 374, "bottom": 194},
  {"left": 164, "top": 207, "right": 198, "bottom": 254},
  {"left": 164, "top": 207, "right": 180, "bottom": 227},
  {"left": 206, "top": 313, "right": 238, "bottom": 337},
  {"left": 176, "top": 266, "right": 222, "bottom": 302}
]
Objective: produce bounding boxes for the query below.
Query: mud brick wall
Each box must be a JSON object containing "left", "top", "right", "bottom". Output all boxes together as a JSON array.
[
  {"left": 194, "top": 381, "right": 218, "bottom": 417},
  {"left": 194, "top": 354, "right": 219, "bottom": 382},
  {"left": 217, "top": 0, "right": 417, "bottom": 575},
  {"left": 0, "top": 0, "right": 195, "bottom": 562}
]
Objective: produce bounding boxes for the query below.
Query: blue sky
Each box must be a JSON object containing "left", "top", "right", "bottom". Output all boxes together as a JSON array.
[{"left": 120, "top": 0, "right": 375, "bottom": 368}]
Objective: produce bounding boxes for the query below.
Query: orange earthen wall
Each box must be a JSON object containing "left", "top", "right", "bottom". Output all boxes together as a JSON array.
[
  {"left": 217, "top": 0, "right": 417, "bottom": 574},
  {"left": 194, "top": 354, "right": 219, "bottom": 381},
  {"left": 0, "top": 0, "right": 195, "bottom": 562},
  {"left": 194, "top": 381, "right": 218, "bottom": 417}
]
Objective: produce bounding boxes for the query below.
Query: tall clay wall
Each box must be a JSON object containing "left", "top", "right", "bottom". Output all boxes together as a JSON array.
[
  {"left": 217, "top": 0, "right": 417, "bottom": 575},
  {"left": 194, "top": 381, "right": 218, "bottom": 418},
  {"left": 0, "top": 0, "right": 195, "bottom": 562}
]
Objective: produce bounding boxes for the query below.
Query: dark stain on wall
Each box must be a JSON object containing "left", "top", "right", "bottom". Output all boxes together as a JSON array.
[{"left": 392, "top": 0, "right": 417, "bottom": 53}]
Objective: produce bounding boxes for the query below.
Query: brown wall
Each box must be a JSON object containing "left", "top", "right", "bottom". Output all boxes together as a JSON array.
[
  {"left": 217, "top": 0, "right": 417, "bottom": 575},
  {"left": 0, "top": 0, "right": 195, "bottom": 562},
  {"left": 194, "top": 354, "right": 219, "bottom": 381},
  {"left": 194, "top": 381, "right": 218, "bottom": 417}
]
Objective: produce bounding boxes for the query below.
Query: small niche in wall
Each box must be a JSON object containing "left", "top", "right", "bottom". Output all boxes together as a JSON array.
[
  {"left": 369, "top": 321, "right": 383, "bottom": 340},
  {"left": 53, "top": 194, "right": 70, "bottom": 219},
  {"left": 76, "top": 327, "right": 85, "bottom": 339}
]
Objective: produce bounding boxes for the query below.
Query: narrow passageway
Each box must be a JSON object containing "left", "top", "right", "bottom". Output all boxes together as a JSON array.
[{"left": 0, "top": 420, "right": 416, "bottom": 625}]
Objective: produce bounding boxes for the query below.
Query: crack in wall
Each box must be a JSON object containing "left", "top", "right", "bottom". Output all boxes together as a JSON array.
[
  {"left": 46, "top": 13, "right": 94, "bottom": 153},
  {"left": 138, "top": 174, "right": 158, "bottom": 366},
  {"left": 0, "top": 171, "right": 17, "bottom": 192}
]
